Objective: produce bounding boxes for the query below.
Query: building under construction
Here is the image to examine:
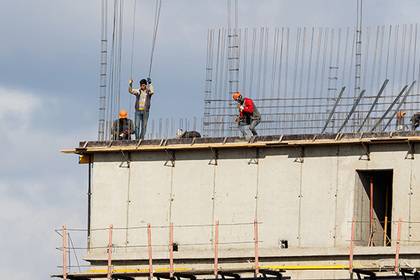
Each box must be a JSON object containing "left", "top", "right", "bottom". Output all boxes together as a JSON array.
[
  {"left": 58, "top": 132, "right": 420, "bottom": 280},
  {"left": 53, "top": 1, "right": 420, "bottom": 279}
]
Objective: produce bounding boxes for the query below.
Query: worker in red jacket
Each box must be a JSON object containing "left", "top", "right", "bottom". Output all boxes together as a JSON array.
[{"left": 232, "top": 92, "right": 261, "bottom": 137}]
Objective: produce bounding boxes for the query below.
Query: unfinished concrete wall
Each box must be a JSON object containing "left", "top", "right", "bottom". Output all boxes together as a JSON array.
[{"left": 87, "top": 142, "right": 420, "bottom": 260}]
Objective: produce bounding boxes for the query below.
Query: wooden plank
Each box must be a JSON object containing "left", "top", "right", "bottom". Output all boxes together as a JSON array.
[{"left": 61, "top": 136, "right": 420, "bottom": 155}]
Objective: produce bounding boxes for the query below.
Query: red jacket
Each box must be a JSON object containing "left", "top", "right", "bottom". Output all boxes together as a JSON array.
[{"left": 239, "top": 98, "right": 255, "bottom": 117}]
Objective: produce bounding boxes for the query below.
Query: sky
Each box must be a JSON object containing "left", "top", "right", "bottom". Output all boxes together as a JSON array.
[{"left": 1, "top": 0, "right": 420, "bottom": 279}]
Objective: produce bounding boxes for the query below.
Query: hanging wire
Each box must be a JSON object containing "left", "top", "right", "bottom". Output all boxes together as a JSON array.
[
  {"left": 129, "top": 0, "right": 137, "bottom": 78},
  {"left": 148, "top": 0, "right": 162, "bottom": 77}
]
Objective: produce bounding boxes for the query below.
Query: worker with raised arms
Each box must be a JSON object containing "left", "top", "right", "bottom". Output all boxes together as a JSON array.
[
  {"left": 232, "top": 92, "right": 261, "bottom": 138},
  {"left": 128, "top": 78, "right": 155, "bottom": 139}
]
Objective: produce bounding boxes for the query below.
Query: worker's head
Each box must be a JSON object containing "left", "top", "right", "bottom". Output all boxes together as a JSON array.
[
  {"left": 140, "top": 79, "right": 148, "bottom": 90},
  {"left": 232, "top": 92, "right": 242, "bottom": 102},
  {"left": 119, "top": 109, "right": 128, "bottom": 119}
]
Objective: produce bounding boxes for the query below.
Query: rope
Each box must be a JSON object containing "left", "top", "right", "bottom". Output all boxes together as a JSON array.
[
  {"left": 130, "top": 0, "right": 137, "bottom": 78},
  {"left": 148, "top": 0, "right": 162, "bottom": 77}
]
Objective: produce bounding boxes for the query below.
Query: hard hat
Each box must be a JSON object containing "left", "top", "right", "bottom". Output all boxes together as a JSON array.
[
  {"left": 119, "top": 109, "right": 128, "bottom": 119},
  {"left": 232, "top": 92, "right": 241, "bottom": 101}
]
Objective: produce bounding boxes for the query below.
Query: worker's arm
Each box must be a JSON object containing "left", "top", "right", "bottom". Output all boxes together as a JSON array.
[
  {"left": 148, "top": 84, "right": 155, "bottom": 96},
  {"left": 128, "top": 80, "right": 140, "bottom": 95}
]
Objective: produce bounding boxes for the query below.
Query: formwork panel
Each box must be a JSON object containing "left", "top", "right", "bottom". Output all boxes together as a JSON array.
[
  {"left": 334, "top": 145, "right": 368, "bottom": 247},
  {"left": 214, "top": 149, "right": 258, "bottom": 253},
  {"left": 90, "top": 153, "right": 130, "bottom": 255},
  {"left": 127, "top": 152, "right": 172, "bottom": 257},
  {"left": 257, "top": 147, "right": 301, "bottom": 249},
  {"left": 299, "top": 146, "right": 338, "bottom": 247},
  {"left": 367, "top": 145, "right": 412, "bottom": 243},
  {"left": 170, "top": 150, "right": 215, "bottom": 254},
  {"left": 407, "top": 143, "right": 420, "bottom": 245}
]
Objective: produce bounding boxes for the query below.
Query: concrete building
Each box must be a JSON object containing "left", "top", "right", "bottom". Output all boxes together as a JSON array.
[{"left": 61, "top": 132, "right": 420, "bottom": 280}]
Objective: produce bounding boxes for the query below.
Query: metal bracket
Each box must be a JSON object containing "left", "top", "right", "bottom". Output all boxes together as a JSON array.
[
  {"left": 400, "top": 268, "right": 420, "bottom": 280},
  {"left": 248, "top": 148, "right": 259, "bottom": 165},
  {"left": 119, "top": 151, "right": 131, "bottom": 168},
  {"left": 248, "top": 135, "right": 257, "bottom": 144},
  {"left": 164, "top": 150, "right": 175, "bottom": 167},
  {"left": 294, "top": 146, "right": 304, "bottom": 163},
  {"left": 217, "top": 272, "right": 241, "bottom": 280},
  {"left": 160, "top": 139, "right": 168, "bottom": 146},
  {"left": 82, "top": 141, "right": 89, "bottom": 149},
  {"left": 209, "top": 148, "right": 218, "bottom": 166},
  {"left": 352, "top": 268, "right": 376, "bottom": 280},
  {"left": 136, "top": 139, "right": 143, "bottom": 148},
  {"left": 155, "top": 272, "right": 197, "bottom": 280},
  {"left": 359, "top": 142, "right": 370, "bottom": 161},
  {"left": 260, "top": 269, "right": 285, "bottom": 280},
  {"left": 405, "top": 140, "right": 415, "bottom": 160},
  {"left": 112, "top": 275, "right": 135, "bottom": 280}
]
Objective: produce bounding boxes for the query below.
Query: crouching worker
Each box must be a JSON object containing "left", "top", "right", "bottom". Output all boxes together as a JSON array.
[
  {"left": 112, "top": 109, "right": 135, "bottom": 140},
  {"left": 412, "top": 112, "right": 420, "bottom": 131},
  {"left": 232, "top": 92, "right": 261, "bottom": 137}
]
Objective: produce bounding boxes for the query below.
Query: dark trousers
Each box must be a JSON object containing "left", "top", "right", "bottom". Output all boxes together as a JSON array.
[{"left": 238, "top": 116, "right": 260, "bottom": 137}]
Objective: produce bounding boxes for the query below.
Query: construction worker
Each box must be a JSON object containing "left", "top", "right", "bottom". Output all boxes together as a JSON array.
[
  {"left": 112, "top": 109, "right": 135, "bottom": 140},
  {"left": 411, "top": 112, "right": 420, "bottom": 131},
  {"left": 232, "top": 92, "right": 261, "bottom": 137},
  {"left": 128, "top": 78, "right": 155, "bottom": 139}
]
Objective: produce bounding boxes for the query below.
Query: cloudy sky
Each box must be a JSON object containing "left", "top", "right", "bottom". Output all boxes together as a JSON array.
[{"left": 1, "top": 0, "right": 420, "bottom": 279}]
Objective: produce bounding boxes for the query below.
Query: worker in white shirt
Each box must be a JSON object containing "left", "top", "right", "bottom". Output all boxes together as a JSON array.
[{"left": 128, "top": 78, "right": 155, "bottom": 139}]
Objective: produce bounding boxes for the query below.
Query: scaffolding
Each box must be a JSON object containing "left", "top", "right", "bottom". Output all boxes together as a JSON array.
[{"left": 202, "top": 25, "right": 420, "bottom": 137}]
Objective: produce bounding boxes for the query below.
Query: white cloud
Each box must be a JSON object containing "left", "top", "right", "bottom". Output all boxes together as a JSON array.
[
  {"left": 0, "top": 87, "right": 42, "bottom": 128},
  {"left": 0, "top": 86, "right": 90, "bottom": 279}
]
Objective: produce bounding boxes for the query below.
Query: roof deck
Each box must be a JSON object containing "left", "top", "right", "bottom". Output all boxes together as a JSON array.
[{"left": 63, "top": 131, "right": 420, "bottom": 155}]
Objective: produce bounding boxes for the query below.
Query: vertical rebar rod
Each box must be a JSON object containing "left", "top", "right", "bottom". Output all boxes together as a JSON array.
[
  {"left": 169, "top": 222, "right": 174, "bottom": 277},
  {"left": 62, "top": 225, "right": 68, "bottom": 280},
  {"left": 254, "top": 219, "right": 260, "bottom": 275},
  {"left": 147, "top": 224, "right": 153, "bottom": 279},
  {"left": 107, "top": 224, "right": 113, "bottom": 280},
  {"left": 214, "top": 220, "right": 219, "bottom": 277},
  {"left": 394, "top": 219, "right": 402, "bottom": 273}
]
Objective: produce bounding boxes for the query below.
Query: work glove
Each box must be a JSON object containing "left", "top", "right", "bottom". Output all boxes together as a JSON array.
[
  {"left": 147, "top": 77, "right": 152, "bottom": 84},
  {"left": 129, "top": 79, "right": 133, "bottom": 85}
]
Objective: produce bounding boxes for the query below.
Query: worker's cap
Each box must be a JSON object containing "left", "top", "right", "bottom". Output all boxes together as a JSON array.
[
  {"left": 119, "top": 109, "right": 128, "bottom": 119},
  {"left": 232, "top": 92, "right": 242, "bottom": 101},
  {"left": 140, "top": 79, "right": 147, "bottom": 85}
]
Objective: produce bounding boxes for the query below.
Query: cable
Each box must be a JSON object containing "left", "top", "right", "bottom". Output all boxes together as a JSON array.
[
  {"left": 129, "top": 0, "right": 137, "bottom": 78},
  {"left": 148, "top": 0, "right": 162, "bottom": 77}
]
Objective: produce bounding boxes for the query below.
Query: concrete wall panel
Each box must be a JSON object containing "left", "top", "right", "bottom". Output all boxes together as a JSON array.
[
  {"left": 170, "top": 151, "right": 215, "bottom": 252},
  {"left": 127, "top": 152, "right": 172, "bottom": 254},
  {"left": 91, "top": 153, "right": 130, "bottom": 253},
  {"left": 257, "top": 148, "right": 301, "bottom": 248},
  {"left": 214, "top": 149, "right": 258, "bottom": 252},
  {"left": 299, "top": 146, "right": 337, "bottom": 247}
]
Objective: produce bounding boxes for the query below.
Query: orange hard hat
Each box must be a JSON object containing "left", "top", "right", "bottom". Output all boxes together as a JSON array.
[
  {"left": 119, "top": 109, "right": 128, "bottom": 119},
  {"left": 232, "top": 92, "right": 241, "bottom": 101}
]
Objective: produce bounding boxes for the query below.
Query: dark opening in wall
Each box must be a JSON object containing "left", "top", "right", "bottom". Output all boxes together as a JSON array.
[{"left": 355, "top": 169, "right": 393, "bottom": 246}]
